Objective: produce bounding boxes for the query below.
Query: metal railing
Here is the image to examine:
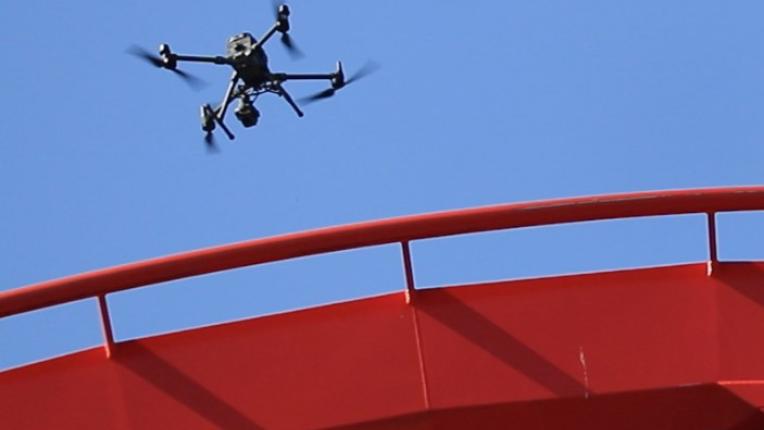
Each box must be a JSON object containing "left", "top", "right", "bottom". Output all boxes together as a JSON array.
[{"left": 3, "top": 186, "right": 764, "bottom": 357}]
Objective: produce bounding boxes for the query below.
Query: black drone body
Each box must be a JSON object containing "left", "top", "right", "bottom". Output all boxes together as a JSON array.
[{"left": 130, "top": 4, "right": 375, "bottom": 151}]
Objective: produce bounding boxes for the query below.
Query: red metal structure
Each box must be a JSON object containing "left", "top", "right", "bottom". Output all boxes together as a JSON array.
[{"left": 3, "top": 187, "right": 764, "bottom": 429}]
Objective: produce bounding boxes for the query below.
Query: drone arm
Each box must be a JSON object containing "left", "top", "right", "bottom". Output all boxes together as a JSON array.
[
  {"left": 172, "top": 54, "right": 230, "bottom": 65},
  {"left": 252, "top": 22, "right": 281, "bottom": 52},
  {"left": 253, "top": 5, "right": 292, "bottom": 52},
  {"left": 276, "top": 73, "right": 335, "bottom": 81}
]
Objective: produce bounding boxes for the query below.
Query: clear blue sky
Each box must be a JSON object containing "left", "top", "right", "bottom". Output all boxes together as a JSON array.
[{"left": 2, "top": 1, "right": 764, "bottom": 370}]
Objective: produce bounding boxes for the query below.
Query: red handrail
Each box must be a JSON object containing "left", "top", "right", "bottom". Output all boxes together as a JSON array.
[{"left": 2, "top": 186, "right": 764, "bottom": 318}]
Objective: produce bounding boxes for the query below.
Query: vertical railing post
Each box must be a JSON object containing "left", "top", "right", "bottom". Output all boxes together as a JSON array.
[
  {"left": 707, "top": 212, "right": 718, "bottom": 276},
  {"left": 97, "top": 294, "right": 115, "bottom": 358},
  {"left": 401, "top": 241, "right": 416, "bottom": 304}
]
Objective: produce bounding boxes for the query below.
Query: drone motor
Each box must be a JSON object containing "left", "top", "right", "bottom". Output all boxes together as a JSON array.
[{"left": 200, "top": 106, "right": 215, "bottom": 133}]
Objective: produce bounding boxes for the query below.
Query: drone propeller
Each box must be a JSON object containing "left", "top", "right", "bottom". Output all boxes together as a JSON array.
[
  {"left": 280, "top": 33, "right": 304, "bottom": 59},
  {"left": 204, "top": 131, "right": 219, "bottom": 153},
  {"left": 127, "top": 45, "right": 207, "bottom": 90},
  {"left": 128, "top": 45, "right": 164, "bottom": 67},
  {"left": 201, "top": 103, "right": 235, "bottom": 152},
  {"left": 299, "top": 61, "right": 380, "bottom": 105},
  {"left": 271, "top": 1, "right": 304, "bottom": 59}
]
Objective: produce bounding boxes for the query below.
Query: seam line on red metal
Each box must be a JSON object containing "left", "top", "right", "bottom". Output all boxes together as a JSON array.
[{"left": 410, "top": 304, "right": 431, "bottom": 409}]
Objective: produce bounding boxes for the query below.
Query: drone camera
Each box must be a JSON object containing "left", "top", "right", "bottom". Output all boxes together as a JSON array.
[{"left": 235, "top": 97, "right": 260, "bottom": 128}]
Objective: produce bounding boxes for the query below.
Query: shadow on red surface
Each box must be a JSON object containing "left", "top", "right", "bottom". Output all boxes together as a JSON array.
[
  {"left": 116, "top": 342, "right": 264, "bottom": 430},
  {"left": 416, "top": 289, "right": 587, "bottom": 397},
  {"left": 333, "top": 384, "right": 764, "bottom": 430}
]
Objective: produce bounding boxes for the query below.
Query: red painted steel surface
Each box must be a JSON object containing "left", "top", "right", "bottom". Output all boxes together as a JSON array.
[
  {"left": 4, "top": 187, "right": 764, "bottom": 428},
  {"left": 4, "top": 263, "right": 764, "bottom": 428}
]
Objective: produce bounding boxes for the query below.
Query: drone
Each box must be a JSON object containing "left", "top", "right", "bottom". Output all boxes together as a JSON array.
[{"left": 129, "top": 3, "right": 377, "bottom": 151}]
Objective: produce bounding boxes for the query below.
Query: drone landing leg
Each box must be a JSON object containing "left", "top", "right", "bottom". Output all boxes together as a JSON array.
[
  {"left": 277, "top": 85, "right": 304, "bottom": 118},
  {"left": 218, "top": 72, "right": 239, "bottom": 121},
  {"left": 216, "top": 117, "right": 235, "bottom": 140},
  {"left": 203, "top": 104, "right": 235, "bottom": 140}
]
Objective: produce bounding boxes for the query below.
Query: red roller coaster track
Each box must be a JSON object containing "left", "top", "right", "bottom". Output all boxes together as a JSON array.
[{"left": 4, "top": 186, "right": 764, "bottom": 429}]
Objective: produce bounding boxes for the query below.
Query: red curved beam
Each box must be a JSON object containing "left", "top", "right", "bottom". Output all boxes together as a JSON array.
[{"left": 2, "top": 186, "right": 764, "bottom": 318}]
